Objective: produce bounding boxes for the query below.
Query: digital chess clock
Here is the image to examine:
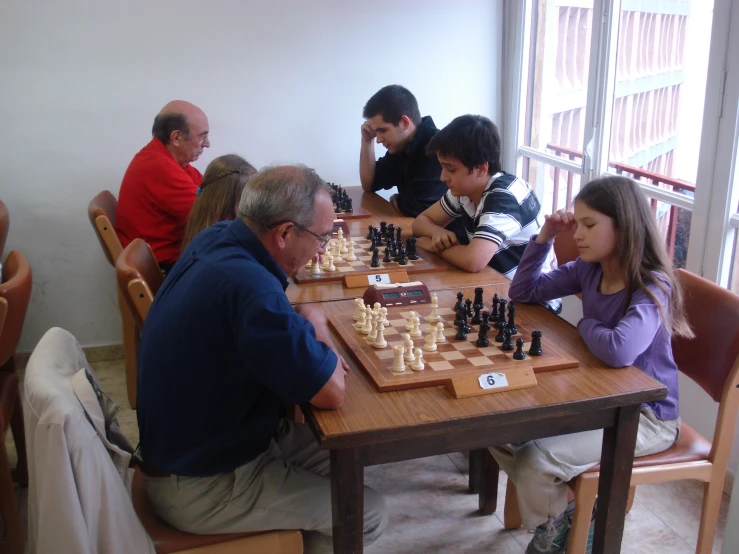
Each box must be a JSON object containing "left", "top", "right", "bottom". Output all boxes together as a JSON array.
[{"left": 362, "top": 281, "right": 431, "bottom": 307}]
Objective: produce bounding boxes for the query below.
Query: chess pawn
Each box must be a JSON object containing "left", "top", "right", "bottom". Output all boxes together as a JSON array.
[
  {"left": 513, "top": 337, "right": 526, "bottom": 360},
  {"left": 360, "top": 310, "right": 373, "bottom": 334},
  {"left": 337, "top": 228, "right": 344, "bottom": 241},
  {"left": 391, "top": 345, "right": 406, "bottom": 373},
  {"left": 340, "top": 238, "right": 349, "bottom": 253},
  {"left": 402, "top": 334, "right": 415, "bottom": 362},
  {"left": 435, "top": 322, "right": 446, "bottom": 343},
  {"left": 332, "top": 241, "right": 342, "bottom": 262},
  {"left": 373, "top": 325, "right": 387, "bottom": 349},
  {"left": 405, "top": 311, "right": 417, "bottom": 330},
  {"left": 423, "top": 331, "right": 437, "bottom": 352},
  {"left": 321, "top": 252, "right": 330, "bottom": 268},
  {"left": 410, "top": 317, "right": 423, "bottom": 338},
  {"left": 345, "top": 239, "right": 357, "bottom": 261},
  {"left": 411, "top": 349, "right": 425, "bottom": 371},
  {"left": 373, "top": 302, "right": 381, "bottom": 311},
  {"left": 310, "top": 255, "right": 321, "bottom": 275},
  {"left": 501, "top": 329, "right": 514, "bottom": 351},
  {"left": 381, "top": 307, "right": 389, "bottom": 326},
  {"left": 426, "top": 298, "right": 440, "bottom": 323},
  {"left": 326, "top": 254, "right": 336, "bottom": 272}
]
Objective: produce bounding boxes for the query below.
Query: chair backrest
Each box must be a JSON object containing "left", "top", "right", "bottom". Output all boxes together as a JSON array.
[
  {"left": 553, "top": 228, "right": 579, "bottom": 266},
  {"left": 88, "top": 191, "right": 123, "bottom": 267},
  {"left": 0, "top": 250, "right": 33, "bottom": 368},
  {"left": 0, "top": 199, "right": 8, "bottom": 260},
  {"left": 116, "top": 239, "right": 163, "bottom": 330},
  {"left": 672, "top": 269, "right": 739, "bottom": 465}
]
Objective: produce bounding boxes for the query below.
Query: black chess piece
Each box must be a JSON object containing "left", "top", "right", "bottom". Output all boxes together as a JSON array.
[
  {"left": 506, "top": 302, "right": 518, "bottom": 335},
  {"left": 344, "top": 197, "right": 353, "bottom": 212},
  {"left": 370, "top": 248, "right": 380, "bottom": 268},
  {"left": 454, "top": 291, "right": 464, "bottom": 313},
  {"left": 473, "top": 287, "right": 485, "bottom": 312},
  {"left": 480, "top": 311, "right": 491, "bottom": 331},
  {"left": 369, "top": 236, "right": 377, "bottom": 250},
  {"left": 380, "top": 221, "right": 387, "bottom": 237},
  {"left": 494, "top": 320, "right": 506, "bottom": 343},
  {"left": 459, "top": 309, "right": 472, "bottom": 333},
  {"left": 455, "top": 318, "right": 468, "bottom": 340},
  {"left": 387, "top": 223, "right": 394, "bottom": 238},
  {"left": 492, "top": 294, "right": 500, "bottom": 321},
  {"left": 528, "top": 331, "right": 543, "bottom": 356},
  {"left": 366, "top": 225, "right": 374, "bottom": 240},
  {"left": 406, "top": 237, "right": 419, "bottom": 260},
  {"left": 396, "top": 227, "right": 402, "bottom": 243},
  {"left": 513, "top": 338, "right": 526, "bottom": 360},
  {"left": 497, "top": 299, "right": 507, "bottom": 324},
  {"left": 501, "top": 329, "right": 514, "bottom": 351},
  {"left": 397, "top": 248, "right": 408, "bottom": 265},
  {"left": 476, "top": 323, "right": 489, "bottom": 347},
  {"left": 471, "top": 304, "right": 482, "bottom": 325},
  {"left": 383, "top": 246, "right": 392, "bottom": 263},
  {"left": 465, "top": 298, "right": 473, "bottom": 318}
]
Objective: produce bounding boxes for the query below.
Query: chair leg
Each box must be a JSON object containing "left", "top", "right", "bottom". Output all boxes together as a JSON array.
[
  {"left": 626, "top": 485, "right": 636, "bottom": 512},
  {"left": 9, "top": 391, "right": 27, "bottom": 487},
  {"left": 119, "top": 292, "right": 138, "bottom": 409},
  {"left": 0, "top": 439, "right": 24, "bottom": 554},
  {"left": 695, "top": 479, "right": 723, "bottom": 554},
  {"left": 503, "top": 479, "right": 522, "bottom": 529},
  {"left": 478, "top": 449, "right": 499, "bottom": 515},
  {"left": 568, "top": 477, "right": 598, "bottom": 554}
]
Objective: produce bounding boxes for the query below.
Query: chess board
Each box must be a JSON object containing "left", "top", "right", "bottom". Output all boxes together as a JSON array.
[
  {"left": 327, "top": 301, "right": 578, "bottom": 394},
  {"left": 333, "top": 206, "right": 370, "bottom": 220},
  {"left": 294, "top": 236, "right": 445, "bottom": 284}
]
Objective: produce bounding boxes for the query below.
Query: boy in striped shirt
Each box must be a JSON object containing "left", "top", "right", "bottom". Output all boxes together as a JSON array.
[{"left": 412, "top": 115, "right": 548, "bottom": 279}]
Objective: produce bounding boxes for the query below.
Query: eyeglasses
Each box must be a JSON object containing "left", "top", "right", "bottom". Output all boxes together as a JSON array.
[{"left": 268, "top": 220, "right": 331, "bottom": 248}]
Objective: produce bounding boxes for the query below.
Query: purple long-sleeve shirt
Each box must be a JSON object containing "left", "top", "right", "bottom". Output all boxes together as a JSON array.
[{"left": 509, "top": 237, "right": 679, "bottom": 421}]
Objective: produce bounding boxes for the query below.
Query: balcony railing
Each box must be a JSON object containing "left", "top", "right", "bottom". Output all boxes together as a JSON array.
[{"left": 543, "top": 143, "right": 695, "bottom": 261}]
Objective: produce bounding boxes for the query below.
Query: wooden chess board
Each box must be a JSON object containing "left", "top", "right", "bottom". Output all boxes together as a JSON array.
[
  {"left": 294, "top": 236, "right": 445, "bottom": 284},
  {"left": 333, "top": 206, "right": 370, "bottom": 220},
  {"left": 327, "top": 300, "right": 578, "bottom": 395}
]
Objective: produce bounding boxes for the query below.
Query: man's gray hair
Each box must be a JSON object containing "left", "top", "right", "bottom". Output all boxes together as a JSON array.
[{"left": 239, "top": 165, "right": 332, "bottom": 234}]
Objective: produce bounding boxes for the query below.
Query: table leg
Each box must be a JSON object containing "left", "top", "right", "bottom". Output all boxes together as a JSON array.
[
  {"left": 469, "top": 449, "right": 482, "bottom": 492},
  {"left": 331, "top": 448, "right": 364, "bottom": 554},
  {"left": 592, "top": 404, "right": 640, "bottom": 554},
  {"left": 478, "top": 448, "right": 499, "bottom": 514}
]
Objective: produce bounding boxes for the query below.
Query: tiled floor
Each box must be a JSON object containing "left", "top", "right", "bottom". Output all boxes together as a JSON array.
[{"left": 6, "top": 358, "right": 731, "bottom": 553}]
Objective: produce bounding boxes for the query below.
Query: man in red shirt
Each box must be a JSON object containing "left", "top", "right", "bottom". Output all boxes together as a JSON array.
[{"left": 116, "top": 100, "right": 211, "bottom": 273}]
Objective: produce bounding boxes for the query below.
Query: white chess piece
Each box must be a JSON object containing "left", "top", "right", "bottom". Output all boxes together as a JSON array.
[
  {"left": 402, "top": 334, "right": 415, "bottom": 362},
  {"left": 337, "top": 228, "right": 344, "bottom": 241},
  {"left": 333, "top": 241, "right": 342, "bottom": 262},
  {"left": 380, "top": 307, "right": 389, "bottom": 326},
  {"left": 411, "top": 348, "right": 425, "bottom": 371},
  {"left": 353, "top": 309, "right": 366, "bottom": 330},
  {"left": 340, "top": 237, "right": 349, "bottom": 253},
  {"left": 365, "top": 319, "right": 378, "bottom": 343},
  {"left": 423, "top": 331, "right": 437, "bottom": 352},
  {"left": 345, "top": 239, "right": 357, "bottom": 261},
  {"left": 310, "top": 255, "right": 321, "bottom": 275},
  {"left": 405, "top": 311, "right": 417, "bottom": 330},
  {"left": 373, "top": 302, "right": 381, "bottom": 311},
  {"left": 326, "top": 254, "right": 336, "bottom": 272},
  {"left": 352, "top": 298, "right": 363, "bottom": 321},
  {"left": 410, "top": 317, "right": 422, "bottom": 338},
  {"left": 426, "top": 297, "right": 440, "bottom": 323},
  {"left": 361, "top": 309, "right": 373, "bottom": 334},
  {"left": 391, "top": 345, "right": 406, "bottom": 373},
  {"left": 322, "top": 252, "right": 330, "bottom": 268},
  {"left": 435, "top": 322, "right": 446, "bottom": 343},
  {"left": 373, "top": 324, "right": 387, "bottom": 348}
]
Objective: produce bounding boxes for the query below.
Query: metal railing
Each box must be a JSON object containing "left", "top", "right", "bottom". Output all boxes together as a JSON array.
[{"left": 542, "top": 143, "right": 695, "bottom": 260}]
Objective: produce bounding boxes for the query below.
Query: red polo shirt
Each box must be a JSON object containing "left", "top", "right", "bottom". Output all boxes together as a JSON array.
[{"left": 116, "top": 138, "right": 202, "bottom": 264}]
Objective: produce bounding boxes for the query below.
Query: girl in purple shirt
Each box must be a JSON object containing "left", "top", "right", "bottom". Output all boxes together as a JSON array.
[{"left": 490, "top": 176, "right": 692, "bottom": 554}]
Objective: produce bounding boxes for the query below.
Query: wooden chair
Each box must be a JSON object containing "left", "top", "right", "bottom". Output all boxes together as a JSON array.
[
  {"left": 88, "top": 191, "right": 139, "bottom": 408},
  {"left": 500, "top": 269, "right": 739, "bottom": 554},
  {"left": 0, "top": 250, "right": 32, "bottom": 554},
  {"left": 0, "top": 199, "right": 8, "bottom": 259},
  {"left": 115, "top": 239, "right": 163, "bottom": 331}
]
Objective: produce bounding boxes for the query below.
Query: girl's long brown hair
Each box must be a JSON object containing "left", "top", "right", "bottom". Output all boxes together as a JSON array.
[
  {"left": 182, "top": 154, "right": 257, "bottom": 250},
  {"left": 576, "top": 176, "right": 693, "bottom": 338}
]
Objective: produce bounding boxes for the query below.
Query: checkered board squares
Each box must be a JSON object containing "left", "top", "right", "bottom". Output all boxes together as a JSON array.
[
  {"left": 294, "top": 236, "right": 443, "bottom": 284},
  {"left": 327, "top": 303, "right": 579, "bottom": 393}
]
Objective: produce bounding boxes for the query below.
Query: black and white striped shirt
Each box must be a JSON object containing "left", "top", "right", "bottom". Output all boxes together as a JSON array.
[{"left": 440, "top": 172, "right": 546, "bottom": 278}]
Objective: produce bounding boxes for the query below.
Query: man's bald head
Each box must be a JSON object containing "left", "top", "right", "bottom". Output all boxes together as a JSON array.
[{"left": 152, "top": 100, "right": 210, "bottom": 167}]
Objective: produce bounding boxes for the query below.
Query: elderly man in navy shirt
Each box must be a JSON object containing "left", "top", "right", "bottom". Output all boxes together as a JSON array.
[{"left": 136, "top": 165, "right": 387, "bottom": 553}]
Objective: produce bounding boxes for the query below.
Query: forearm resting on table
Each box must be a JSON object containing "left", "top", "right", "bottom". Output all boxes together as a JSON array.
[
  {"left": 438, "top": 239, "right": 497, "bottom": 273},
  {"left": 412, "top": 212, "right": 446, "bottom": 238}
]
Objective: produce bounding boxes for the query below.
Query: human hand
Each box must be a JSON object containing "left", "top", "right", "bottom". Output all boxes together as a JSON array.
[
  {"left": 537, "top": 209, "right": 575, "bottom": 243},
  {"left": 430, "top": 229, "right": 459, "bottom": 252},
  {"left": 339, "top": 355, "right": 351, "bottom": 374},
  {"left": 361, "top": 121, "right": 376, "bottom": 143}
]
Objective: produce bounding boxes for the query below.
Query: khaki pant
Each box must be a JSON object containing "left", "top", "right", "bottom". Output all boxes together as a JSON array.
[
  {"left": 490, "top": 406, "right": 679, "bottom": 528},
  {"left": 143, "top": 419, "right": 387, "bottom": 554}
]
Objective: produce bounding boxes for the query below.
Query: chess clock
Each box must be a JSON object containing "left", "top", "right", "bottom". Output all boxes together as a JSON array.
[{"left": 362, "top": 281, "right": 431, "bottom": 307}]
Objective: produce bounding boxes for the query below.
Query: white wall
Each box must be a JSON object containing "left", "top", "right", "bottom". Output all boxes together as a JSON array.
[{"left": 0, "top": 0, "right": 503, "bottom": 351}]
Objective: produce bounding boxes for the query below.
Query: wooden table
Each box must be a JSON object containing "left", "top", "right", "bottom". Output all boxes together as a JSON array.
[
  {"left": 304, "top": 284, "right": 667, "bottom": 554},
  {"left": 287, "top": 188, "right": 510, "bottom": 304}
]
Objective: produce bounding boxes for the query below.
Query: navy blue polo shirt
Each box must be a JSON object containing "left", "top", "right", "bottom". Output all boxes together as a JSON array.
[{"left": 136, "top": 218, "right": 337, "bottom": 477}]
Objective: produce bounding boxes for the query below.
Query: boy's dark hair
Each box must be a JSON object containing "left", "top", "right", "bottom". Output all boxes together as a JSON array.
[
  {"left": 426, "top": 115, "right": 502, "bottom": 175},
  {"left": 362, "top": 85, "right": 422, "bottom": 126}
]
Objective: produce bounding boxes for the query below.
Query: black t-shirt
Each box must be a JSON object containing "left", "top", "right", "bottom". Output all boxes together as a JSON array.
[{"left": 371, "top": 116, "right": 448, "bottom": 217}]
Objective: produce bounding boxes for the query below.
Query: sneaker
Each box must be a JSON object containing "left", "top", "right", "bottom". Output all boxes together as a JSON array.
[
  {"left": 562, "top": 501, "right": 595, "bottom": 554},
  {"left": 525, "top": 512, "right": 570, "bottom": 554}
]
